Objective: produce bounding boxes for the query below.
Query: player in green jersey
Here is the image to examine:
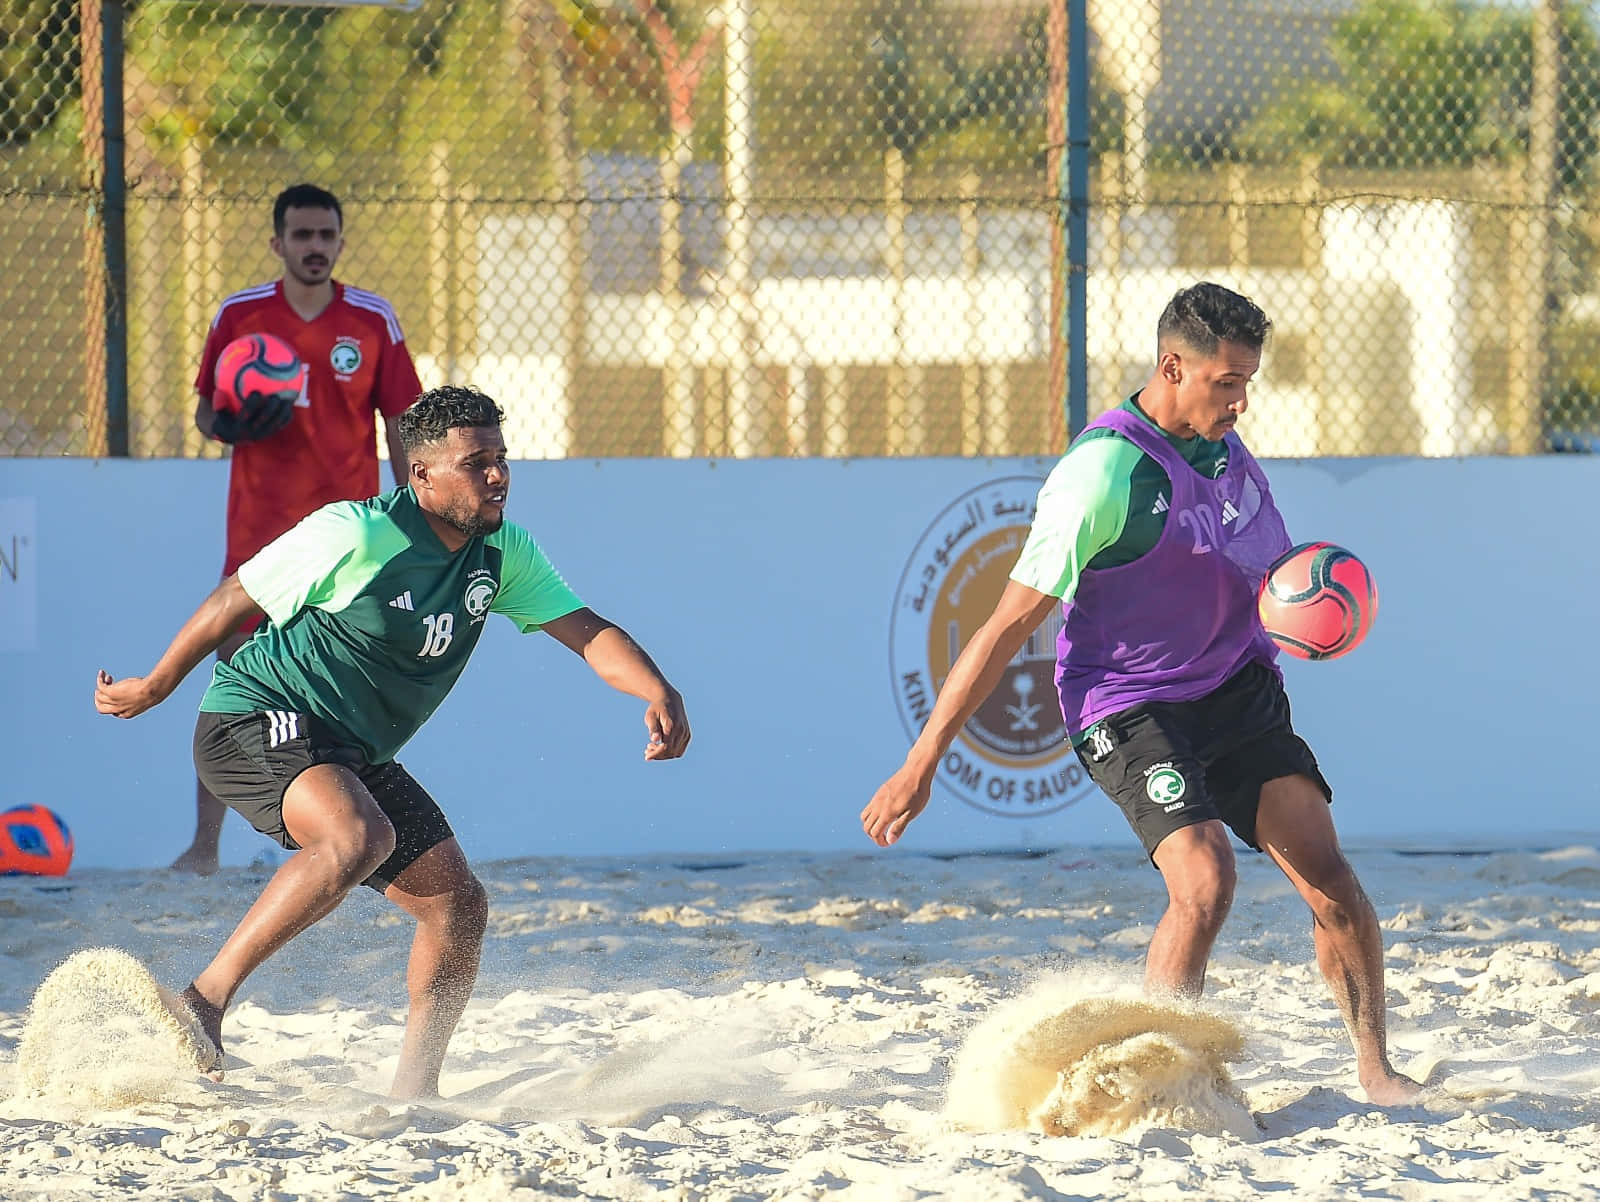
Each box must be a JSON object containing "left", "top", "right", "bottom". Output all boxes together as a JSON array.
[{"left": 95, "top": 385, "right": 691, "bottom": 1098}]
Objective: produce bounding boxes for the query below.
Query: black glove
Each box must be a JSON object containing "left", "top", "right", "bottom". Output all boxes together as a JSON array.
[{"left": 212, "top": 391, "right": 295, "bottom": 443}]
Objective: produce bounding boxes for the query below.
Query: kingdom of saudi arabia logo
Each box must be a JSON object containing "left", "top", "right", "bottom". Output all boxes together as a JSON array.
[{"left": 889, "top": 476, "right": 1096, "bottom": 819}]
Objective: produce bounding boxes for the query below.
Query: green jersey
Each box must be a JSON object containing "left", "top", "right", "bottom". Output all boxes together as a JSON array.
[
  {"left": 1011, "top": 394, "right": 1229, "bottom": 601},
  {"left": 202, "top": 486, "right": 584, "bottom": 763}
]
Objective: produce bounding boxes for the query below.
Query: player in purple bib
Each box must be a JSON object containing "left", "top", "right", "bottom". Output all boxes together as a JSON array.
[
  {"left": 862, "top": 283, "right": 1420, "bottom": 1105},
  {"left": 1056, "top": 404, "right": 1290, "bottom": 730}
]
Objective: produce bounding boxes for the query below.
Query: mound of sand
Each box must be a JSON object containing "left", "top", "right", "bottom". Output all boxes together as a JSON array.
[
  {"left": 17, "top": 947, "right": 216, "bottom": 1107},
  {"left": 944, "top": 975, "right": 1254, "bottom": 1138}
]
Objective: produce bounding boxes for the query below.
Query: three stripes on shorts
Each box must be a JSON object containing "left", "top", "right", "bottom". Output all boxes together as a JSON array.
[{"left": 266, "top": 710, "right": 302, "bottom": 748}]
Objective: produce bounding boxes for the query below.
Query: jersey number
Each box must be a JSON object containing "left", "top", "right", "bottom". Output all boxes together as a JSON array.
[
  {"left": 1178, "top": 503, "right": 1222, "bottom": 555},
  {"left": 418, "top": 612, "right": 455, "bottom": 657}
]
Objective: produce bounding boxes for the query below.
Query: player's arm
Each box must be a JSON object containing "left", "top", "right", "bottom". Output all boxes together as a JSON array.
[
  {"left": 383, "top": 417, "right": 408, "bottom": 488},
  {"left": 541, "top": 608, "right": 691, "bottom": 761},
  {"left": 94, "top": 576, "right": 264, "bottom": 719},
  {"left": 192, "top": 322, "right": 248, "bottom": 444},
  {"left": 194, "top": 320, "right": 225, "bottom": 440},
  {"left": 374, "top": 313, "right": 423, "bottom": 489},
  {"left": 489, "top": 522, "right": 689, "bottom": 759},
  {"left": 861, "top": 439, "right": 1136, "bottom": 847},
  {"left": 860, "top": 581, "right": 1058, "bottom": 846},
  {"left": 194, "top": 392, "right": 219, "bottom": 440}
]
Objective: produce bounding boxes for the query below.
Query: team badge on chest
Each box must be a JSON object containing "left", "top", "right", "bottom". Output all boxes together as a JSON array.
[
  {"left": 464, "top": 569, "right": 498, "bottom": 623},
  {"left": 329, "top": 337, "right": 362, "bottom": 377}
]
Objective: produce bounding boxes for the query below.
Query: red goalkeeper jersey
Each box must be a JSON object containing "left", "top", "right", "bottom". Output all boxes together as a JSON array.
[{"left": 197, "top": 280, "right": 423, "bottom": 575}]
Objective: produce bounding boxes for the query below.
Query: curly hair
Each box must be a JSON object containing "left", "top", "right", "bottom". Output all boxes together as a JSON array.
[
  {"left": 398, "top": 385, "right": 506, "bottom": 455},
  {"left": 1156, "top": 282, "right": 1271, "bottom": 358}
]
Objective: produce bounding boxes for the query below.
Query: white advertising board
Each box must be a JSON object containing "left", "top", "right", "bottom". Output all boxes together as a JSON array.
[{"left": 2, "top": 455, "right": 1594, "bottom": 868}]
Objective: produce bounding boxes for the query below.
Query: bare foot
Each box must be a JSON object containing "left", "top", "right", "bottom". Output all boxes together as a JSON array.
[
  {"left": 169, "top": 845, "right": 220, "bottom": 877},
  {"left": 389, "top": 1080, "right": 442, "bottom": 1102},
  {"left": 178, "top": 984, "right": 226, "bottom": 1079},
  {"left": 1361, "top": 1068, "right": 1423, "bottom": 1106},
  {"left": 389, "top": 1061, "right": 443, "bottom": 1101}
]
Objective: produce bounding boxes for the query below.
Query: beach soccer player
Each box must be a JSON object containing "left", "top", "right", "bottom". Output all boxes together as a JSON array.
[
  {"left": 860, "top": 282, "right": 1420, "bottom": 1105},
  {"left": 96, "top": 385, "right": 691, "bottom": 1099}
]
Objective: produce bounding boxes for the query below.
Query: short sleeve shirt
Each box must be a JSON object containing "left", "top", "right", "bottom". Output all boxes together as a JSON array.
[
  {"left": 202, "top": 487, "right": 583, "bottom": 763},
  {"left": 199, "top": 280, "right": 424, "bottom": 574}
]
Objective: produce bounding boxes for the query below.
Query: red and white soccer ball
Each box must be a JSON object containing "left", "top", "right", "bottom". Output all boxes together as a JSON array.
[
  {"left": 213, "top": 332, "right": 306, "bottom": 416},
  {"left": 1258, "top": 541, "right": 1378, "bottom": 661}
]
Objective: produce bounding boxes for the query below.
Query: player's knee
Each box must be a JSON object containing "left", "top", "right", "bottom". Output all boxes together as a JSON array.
[
  {"left": 1172, "top": 890, "right": 1233, "bottom": 936},
  {"left": 328, "top": 816, "right": 395, "bottom": 880},
  {"left": 451, "top": 874, "right": 489, "bottom": 939},
  {"left": 366, "top": 819, "right": 399, "bottom": 870},
  {"left": 1170, "top": 863, "right": 1236, "bottom": 931}
]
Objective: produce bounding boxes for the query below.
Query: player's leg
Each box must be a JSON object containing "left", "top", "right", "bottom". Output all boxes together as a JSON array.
[
  {"left": 1204, "top": 663, "right": 1421, "bottom": 1104},
  {"left": 355, "top": 762, "right": 486, "bottom": 1098},
  {"left": 383, "top": 839, "right": 488, "bottom": 1098},
  {"left": 1147, "top": 820, "right": 1237, "bottom": 996},
  {"left": 1078, "top": 704, "right": 1231, "bottom": 997},
  {"left": 1254, "top": 774, "right": 1420, "bottom": 1104},
  {"left": 171, "top": 627, "right": 252, "bottom": 875},
  {"left": 183, "top": 754, "right": 397, "bottom": 1063}
]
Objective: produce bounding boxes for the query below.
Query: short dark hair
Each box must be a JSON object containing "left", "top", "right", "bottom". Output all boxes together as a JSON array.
[
  {"left": 399, "top": 385, "right": 505, "bottom": 455},
  {"left": 1156, "top": 282, "right": 1271, "bottom": 358},
  {"left": 273, "top": 184, "right": 343, "bottom": 236}
]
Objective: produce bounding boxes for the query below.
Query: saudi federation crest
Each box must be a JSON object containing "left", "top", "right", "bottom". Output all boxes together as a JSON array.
[
  {"left": 1145, "top": 765, "right": 1187, "bottom": 806},
  {"left": 888, "top": 477, "right": 1095, "bottom": 819},
  {"left": 330, "top": 338, "right": 362, "bottom": 376},
  {"left": 464, "top": 570, "right": 497, "bottom": 622}
]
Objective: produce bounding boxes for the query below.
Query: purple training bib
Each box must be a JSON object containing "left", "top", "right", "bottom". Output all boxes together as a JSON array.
[{"left": 1055, "top": 409, "right": 1292, "bottom": 736}]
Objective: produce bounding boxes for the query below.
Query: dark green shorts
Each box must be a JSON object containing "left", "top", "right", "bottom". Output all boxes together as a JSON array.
[{"left": 193, "top": 710, "right": 454, "bottom": 891}]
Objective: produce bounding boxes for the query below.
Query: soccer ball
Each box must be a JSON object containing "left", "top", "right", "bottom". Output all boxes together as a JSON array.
[
  {"left": 213, "top": 332, "right": 306, "bottom": 416},
  {"left": 1258, "top": 542, "right": 1378, "bottom": 661},
  {"left": 0, "top": 805, "right": 74, "bottom": 876}
]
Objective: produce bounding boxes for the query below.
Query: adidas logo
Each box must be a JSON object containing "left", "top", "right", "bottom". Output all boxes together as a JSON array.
[
  {"left": 266, "top": 710, "right": 301, "bottom": 749},
  {"left": 388, "top": 590, "right": 415, "bottom": 611},
  {"left": 1220, "top": 499, "right": 1240, "bottom": 525},
  {"left": 1151, "top": 493, "right": 1169, "bottom": 515}
]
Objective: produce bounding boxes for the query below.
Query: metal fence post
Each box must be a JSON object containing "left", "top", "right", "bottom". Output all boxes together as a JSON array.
[
  {"left": 1065, "top": 0, "right": 1088, "bottom": 444},
  {"left": 81, "top": 0, "right": 128, "bottom": 458},
  {"left": 1047, "top": 0, "right": 1066, "bottom": 452}
]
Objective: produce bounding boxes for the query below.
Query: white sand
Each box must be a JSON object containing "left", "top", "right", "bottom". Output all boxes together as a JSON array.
[
  {"left": 17, "top": 947, "right": 217, "bottom": 1105},
  {"left": 4, "top": 841, "right": 1600, "bottom": 1200}
]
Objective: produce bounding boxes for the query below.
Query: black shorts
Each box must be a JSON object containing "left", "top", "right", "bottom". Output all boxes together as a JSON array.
[
  {"left": 1075, "top": 659, "right": 1331, "bottom": 862},
  {"left": 193, "top": 710, "right": 455, "bottom": 892}
]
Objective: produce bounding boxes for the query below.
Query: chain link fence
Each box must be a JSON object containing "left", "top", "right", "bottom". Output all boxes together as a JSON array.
[{"left": 2, "top": 0, "right": 1596, "bottom": 459}]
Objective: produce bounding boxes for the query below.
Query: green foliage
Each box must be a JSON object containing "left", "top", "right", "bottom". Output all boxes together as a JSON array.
[
  {"left": 304, "top": 0, "right": 460, "bottom": 179},
  {"left": 393, "top": 0, "right": 552, "bottom": 196},
  {"left": 555, "top": 0, "right": 725, "bottom": 158},
  {"left": 758, "top": 0, "right": 1050, "bottom": 182},
  {"left": 1238, "top": 0, "right": 1600, "bottom": 186},
  {"left": 1547, "top": 301, "right": 1600, "bottom": 439},
  {"left": 128, "top": 2, "right": 333, "bottom": 147},
  {"left": 4, "top": 0, "right": 1062, "bottom": 188},
  {"left": 0, "top": 0, "right": 79, "bottom": 146}
]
